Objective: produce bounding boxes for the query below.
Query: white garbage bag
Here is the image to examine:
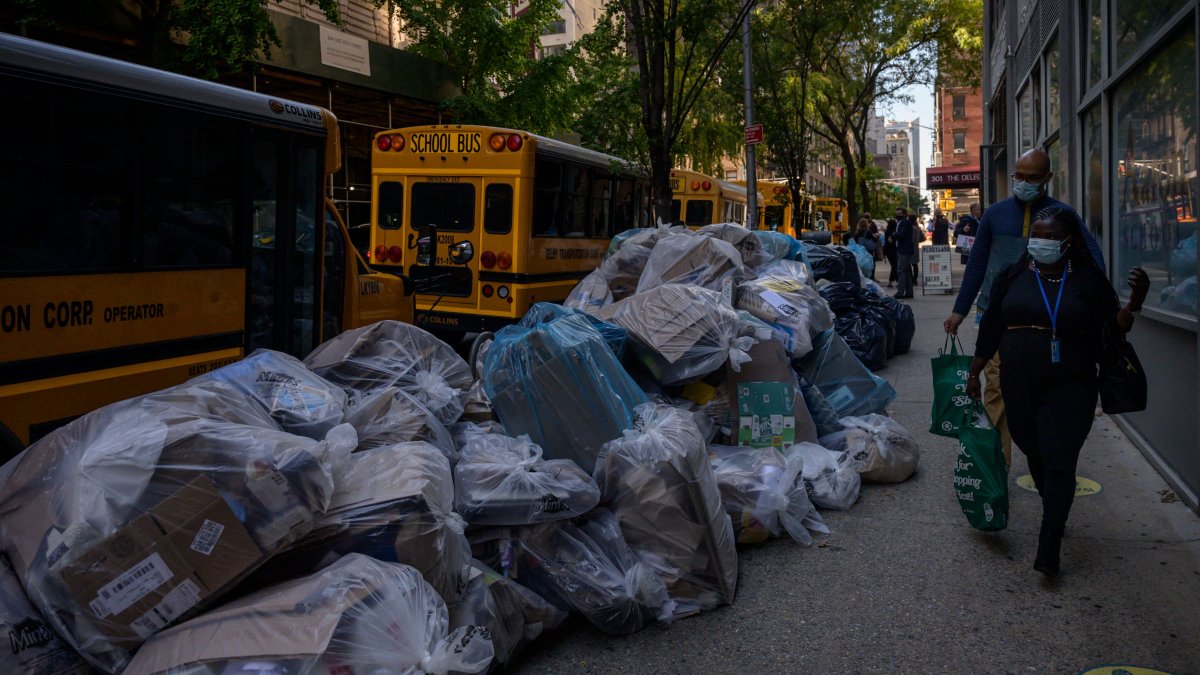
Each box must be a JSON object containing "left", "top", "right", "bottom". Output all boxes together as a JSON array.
[
  {"left": 448, "top": 559, "right": 567, "bottom": 669},
  {"left": 709, "top": 444, "right": 825, "bottom": 546},
  {"left": 787, "top": 441, "right": 861, "bottom": 511},
  {"left": 635, "top": 233, "right": 745, "bottom": 294},
  {"left": 820, "top": 414, "right": 920, "bottom": 483},
  {"left": 342, "top": 386, "right": 456, "bottom": 460}
]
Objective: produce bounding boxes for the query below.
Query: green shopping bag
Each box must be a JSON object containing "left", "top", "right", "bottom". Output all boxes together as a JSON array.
[
  {"left": 954, "top": 402, "right": 1009, "bottom": 531},
  {"left": 929, "top": 335, "right": 973, "bottom": 438}
]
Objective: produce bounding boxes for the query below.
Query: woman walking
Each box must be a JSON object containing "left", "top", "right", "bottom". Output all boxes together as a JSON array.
[{"left": 967, "top": 208, "right": 1149, "bottom": 575}]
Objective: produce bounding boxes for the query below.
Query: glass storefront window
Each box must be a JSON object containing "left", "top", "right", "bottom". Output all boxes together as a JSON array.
[
  {"left": 1084, "top": 0, "right": 1102, "bottom": 90},
  {"left": 1114, "top": 28, "right": 1197, "bottom": 318},
  {"left": 1115, "top": 0, "right": 1188, "bottom": 68},
  {"left": 1047, "top": 38, "right": 1060, "bottom": 133},
  {"left": 1018, "top": 84, "right": 1034, "bottom": 152},
  {"left": 1082, "top": 105, "right": 1104, "bottom": 239},
  {"left": 1047, "top": 139, "right": 1064, "bottom": 199}
]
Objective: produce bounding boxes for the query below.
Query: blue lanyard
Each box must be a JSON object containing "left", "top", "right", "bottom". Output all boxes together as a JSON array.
[{"left": 1032, "top": 265, "right": 1067, "bottom": 338}]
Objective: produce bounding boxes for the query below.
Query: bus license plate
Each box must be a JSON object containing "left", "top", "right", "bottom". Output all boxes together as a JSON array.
[{"left": 409, "top": 132, "right": 482, "bottom": 154}]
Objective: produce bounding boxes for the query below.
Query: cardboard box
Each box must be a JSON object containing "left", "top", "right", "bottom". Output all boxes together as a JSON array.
[
  {"left": 726, "top": 341, "right": 807, "bottom": 450},
  {"left": 60, "top": 475, "right": 262, "bottom": 645}
]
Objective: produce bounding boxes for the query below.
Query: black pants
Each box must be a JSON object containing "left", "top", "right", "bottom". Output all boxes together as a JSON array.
[
  {"left": 886, "top": 249, "right": 898, "bottom": 283},
  {"left": 1000, "top": 371, "right": 1099, "bottom": 534}
]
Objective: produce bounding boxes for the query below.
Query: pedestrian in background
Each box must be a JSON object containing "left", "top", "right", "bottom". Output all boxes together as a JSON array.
[
  {"left": 955, "top": 202, "right": 982, "bottom": 265},
  {"left": 911, "top": 216, "right": 925, "bottom": 287},
  {"left": 967, "top": 208, "right": 1148, "bottom": 575},
  {"left": 893, "top": 207, "right": 915, "bottom": 298},
  {"left": 932, "top": 209, "right": 950, "bottom": 245},
  {"left": 945, "top": 147, "right": 1106, "bottom": 467},
  {"left": 883, "top": 218, "right": 899, "bottom": 287},
  {"left": 854, "top": 219, "right": 880, "bottom": 280}
]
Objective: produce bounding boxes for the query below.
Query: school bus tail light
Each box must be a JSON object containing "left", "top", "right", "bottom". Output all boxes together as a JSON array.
[
  {"left": 702, "top": 180, "right": 712, "bottom": 190},
  {"left": 690, "top": 181, "right": 700, "bottom": 191},
  {"left": 489, "top": 134, "right": 507, "bottom": 151},
  {"left": 506, "top": 134, "right": 524, "bottom": 151},
  {"left": 387, "top": 245, "right": 403, "bottom": 263},
  {"left": 373, "top": 244, "right": 387, "bottom": 261},
  {"left": 390, "top": 134, "right": 405, "bottom": 151},
  {"left": 376, "top": 135, "right": 392, "bottom": 151},
  {"left": 497, "top": 251, "right": 512, "bottom": 270},
  {"left": 481, "top": 284, "right": 494, "bottom": 298},
  {"left": 481, "top": 251, "right": 497, "bottom": 268}
]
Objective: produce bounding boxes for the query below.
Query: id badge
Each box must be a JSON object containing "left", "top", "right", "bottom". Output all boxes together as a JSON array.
[{"left": 1050, "top": 338, "right": 1061, "bottom": 364}]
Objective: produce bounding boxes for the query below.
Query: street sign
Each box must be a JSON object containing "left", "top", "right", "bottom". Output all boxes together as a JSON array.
[
  {"left": 922, "top": 245, "right": 953, "bottom": 294},
  {"left": 744, "top": 124, "right": 764, "bottom": 145}
]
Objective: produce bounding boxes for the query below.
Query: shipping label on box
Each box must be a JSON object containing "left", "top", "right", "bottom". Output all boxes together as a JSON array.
[{"left": 736, "top": 382, "right": 796, "bottom": 449}]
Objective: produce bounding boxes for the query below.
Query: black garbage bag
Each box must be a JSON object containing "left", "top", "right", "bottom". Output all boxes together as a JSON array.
[
  {"left": 859, "top": 302, "right": 897, "bottom": 359},
  {"left": 834, "top": 310, "right": 889, "bottom": 371},
  {"left": 877, "top": 296, "right": 916, "bottom": 354},
  {"left": 804, "top": 244, "right": 861, "bottom": 286},
  {"left": 818, "top": 282, "right": 860, "bottom": 316}
]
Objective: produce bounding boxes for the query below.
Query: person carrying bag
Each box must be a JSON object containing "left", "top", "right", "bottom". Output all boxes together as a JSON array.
[
  {"left": 930, "top": 335, "right": 972, "bottom": 438},
  {"left": 954, "top": 401, "right": 1009, "bottom": 532}
]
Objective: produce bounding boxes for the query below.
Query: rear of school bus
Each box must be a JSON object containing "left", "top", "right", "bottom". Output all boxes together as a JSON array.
[
  {"left": 759, "top": 179, "right": 795, "bottom": 236},
  {"left": 369, "top": 125, "right": 628, "bottom": 333},
  {"left": 670, "top": 170, "right": 722, "bottom": 227}
]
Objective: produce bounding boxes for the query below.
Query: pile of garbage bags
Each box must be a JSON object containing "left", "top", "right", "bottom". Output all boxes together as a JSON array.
[
  {"left": 0, "top": 226, "right": 922, "bottom": 674},
  {"left": 818, "top": 280, "right": 915, "bottom": 371}
]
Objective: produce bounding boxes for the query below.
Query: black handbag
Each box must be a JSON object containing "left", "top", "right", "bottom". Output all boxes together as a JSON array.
[{"left": 1098, "top": 322, "right": 1147, "bottom": 414}]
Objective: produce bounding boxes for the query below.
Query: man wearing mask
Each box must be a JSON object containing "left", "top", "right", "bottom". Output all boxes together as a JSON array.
[
  {"left": 955, "top": 202, "right": 982, "bottom": 265},
  {"left": 893, "top": 207, "right": 915, "bottom": 299},
  {"left": 943, "top": 148, "right": 1105, "bottom": 466},
  {"left": 932, "top": 209, "right": 950, "bottom": 245}
]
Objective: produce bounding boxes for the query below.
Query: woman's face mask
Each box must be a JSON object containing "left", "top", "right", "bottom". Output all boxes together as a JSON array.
[{"left": 1028, "top": 237, "right": 1068, "bottom": 264}]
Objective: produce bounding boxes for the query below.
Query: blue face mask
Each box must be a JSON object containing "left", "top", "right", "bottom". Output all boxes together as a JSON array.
[
  {"left": 1013, "top": 179, "right": 1042, "bottom": 202},
  {"left": 1028, "top": 237, "right": 1066, "bottom": 264}
]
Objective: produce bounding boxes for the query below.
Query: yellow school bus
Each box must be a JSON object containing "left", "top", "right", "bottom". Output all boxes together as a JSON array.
[
  {"left": 670, "top": 170, "right": 763, "bottom": 228},
  {"left": 0, "top": 35, "right": 411, "bottom": 453},
  {"left": 369, "top": 125, "right": 651, "bottom": 333},
  {"left": 811, "top": 196, "right": 851, "bottom": 237}
]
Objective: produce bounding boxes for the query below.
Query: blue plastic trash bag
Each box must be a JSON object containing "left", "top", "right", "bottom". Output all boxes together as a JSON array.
[
  {"left": 847, "top": 241, "right": 875, "bottom": 280},
  {"left": 483, "top": 314, "right": 647, "bottom": 474},
  {"left": 754, "top": 230, "right": 804, "bottom": 266},
  {"left": 796, "top": 374, "right": 844, "bottom": 437},
  {"left": 519, "top": 302, "right": 628, "bottom": 359},
  {"left": 793, "top": 329, "right": 895, "bottom": 417}
]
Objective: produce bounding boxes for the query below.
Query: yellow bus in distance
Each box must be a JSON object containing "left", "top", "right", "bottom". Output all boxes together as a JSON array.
[
  {"left": 811, "top": 196, "right": 851, "bottom": 239},
  {"left": 370, "top": 125, "right": 651, "bottom": 333},
  {"left": 0, "top": 34, "right": 412, "bottom": 454},
  {"left": 670, "top": 170, "right": 763, "bottom": 228}
]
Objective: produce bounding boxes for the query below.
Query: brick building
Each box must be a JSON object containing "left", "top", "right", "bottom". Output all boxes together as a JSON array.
[{"left": 930, "top": 84, "right": 984, "bottom": 220}]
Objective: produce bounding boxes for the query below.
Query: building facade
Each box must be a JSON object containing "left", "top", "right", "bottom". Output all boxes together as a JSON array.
[
  {"left": 932, "top": 84, "right": 985, "bottom": 219},
  {"left": 522, "top": 0, "right": 607, "bottom": 58},
  {"left": 983, "top": 0, "right": 1200, "bottom": 511}
]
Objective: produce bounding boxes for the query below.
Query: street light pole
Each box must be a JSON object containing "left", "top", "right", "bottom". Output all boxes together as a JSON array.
[{"left": 741, "top": 0, "right": 757, "bottom": 226}]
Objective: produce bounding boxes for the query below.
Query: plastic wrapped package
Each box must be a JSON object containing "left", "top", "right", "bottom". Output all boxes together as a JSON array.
[
  {"left": 754, "top": 230, "right": 804, "bottom": 265},
  {"left": 709, "top": 445, "right": 825, "bottom": 546},
  {"left": 449, "top": 560, "right": 567, "bottom": 670},
  {"left": 737, "top": 275, "right": 835, "bottom": 359},
  {"left": 787, "top": 442, "right": 861, "bottom": 511},
  {"left": 804, "top": 244, "right": 861, "bottom": 286},
  {"left": 126, "top": 554, "right": 493, "bottom": 675},
  {"left": 186, "top": 349, "right": 347, "bottom": 439},
  {"left": 0, "top": 554, "right": 90, "bottom": 675},
  {"left": 304, "top": 320, "right": 472, "bottom": 425},
  {"left": 597, "top": 284, "right": 755, "bottom": 386},
  {"left": 635, "top": 233, "right": 744, "bottom": 294},
  {"left": 0, "top": 400, "right": 354, "bottom": 672},
  {"left": 834, "top": 311, "right": 890, "bottom": 371},
  {"left": 507, "top": 510, "right": 671, "bottom": 635},
  {"left": 253, "top": 441, "right": 470, "bottom": 606},
  {"left": 598, "top": 404, "right": 738, "bottom": 614},
  {"left": 820, "top": 414, "right": 919, "bottom": 483},
  {"left": 483, "top": 314, "right": 647, "bottom": 474},
  {"left": 796, "top": 375, "right": 845, "bottom": 438},
  {"left": 519, "top": 302, "right": 627, "bottom": 359},
  {"left": 794, "top": 329, "right": 896, "bottom": 418},
  {"left": 757, "top": 257, "right": 816, "bottom": 287},
  {"left": 454, "top": 434, "right": 600, "bottom": 526},
  {"left": 698, "top": 223, "right": 764, "bottom": 267},
  {"left": 342, "top": 387, "right": 455, "bottom": 459}
]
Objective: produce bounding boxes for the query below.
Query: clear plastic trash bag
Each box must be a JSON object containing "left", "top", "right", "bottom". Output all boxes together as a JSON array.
[
  {"left": 304, "top": 320, "right": 472, "bottom": 426},
  {"left": 562, "top": 268, "right": 615, "bottom": 312},
  {"left": 786, "top": 441, "right": 861, "bottom": 511},
  {"left": 737, "top": 275, "right": 834, "bottom": 359},
  {"left": 187, "top": 349, "right": 347, "bottom": 440},
  {"left": 0, "top": 398, "right": 354, "bottom": 672},
  {"left": 519, "top": 302, "right": 627, "bottom": 359},
  {"left": 449, "top": 420, "right": 509, "bottom": 453},
  {"left": 757, "top": 257, "right": 816, "bottom": 288},
  {"left": 0, "top": 554, "right": 90, "bottom": 675},
  {"left": 605, "top": 225, "right": 684, "bottom": 257},
  {"left": 709, "top": 445, "right": 825, "bottom": 546},
  {"left": 454, "top": 434, "right": 600, "bottom": 526},
  {"left": 342, "top": 386, "right": 456, "bottom": 459},
  {"left": 599, "top": 284, "right": 755, "bottom": 386},
  {"left": 698, "top": 223, "right": 764, "bottom": 268},
  {"left": 125, "top": 554, "right": 493, "bottom": 675},
  {"left": 753, "top": 230, "right": 804, "bottom": 266},
  {"left": 597, "top": 404, "right": 739, "bottom": 614},
  {"left": 636, "top": 233, "right": 745, "bottom": 294},
  {"left": 820, "top": 414, "right": 920, "bottom": 483},
  {"left": 793, "top": 329, "right": 896, "bottom": 418},
  {"left": 507, "top": 509, "right": 672, "bottom": 635},
  {"left": 252, "top": 441, "right": 471, "bottom": 606},
  {"left": 449, "top": 559, "right": 568, "bottom": 670},
  {"left": 483, "top": 314, "right": 647, "bottom": 474}
]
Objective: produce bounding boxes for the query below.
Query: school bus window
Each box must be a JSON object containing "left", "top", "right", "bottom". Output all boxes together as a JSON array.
[
  {"left": 484, "top": 184, "right": 513, "bottom": 234},
  {"left": 1, "top": 85, "right": 128, "bottom": 275},
  {"left": 563, "top": 163, "right": 589, "bottom": 237},
  {"left": 613, "top": 178, "right": 636, "bottom": 235},
  {"left": 411, "top": 182, "right": 475, "bottom": 233},
  {"left": 249, "top": 139, "right": 279, "bottom": 351},
  {"left": 670, "top": 199, "right": 682, "bottom": 224},
  {"left": 290, "top": 143, "right": 321, "bottom": 357},
  {"left": 323, "top": 208, "right": 345, "bottom": 339},
  {"left": 142, "top": 119, "right": 240, "bottom": 269},
  {"left": 686, "top": 200, "right": 713, "bottom": 227},
  {"left": 533, "top": 155, "right": 562, "bottom": 236},
  {"left": 378, "top": 181, "right": 404, "bottom": 230},
  {"left": 765, "top": 205, "right": 785, "bottom": 230},
  {"left": 590, "top": 173, "right": 611, "bottom": 237}
]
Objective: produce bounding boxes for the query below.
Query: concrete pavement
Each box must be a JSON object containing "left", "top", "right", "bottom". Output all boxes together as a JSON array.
[{"left": 512, "top": 253, "right": 1200, "bottom": 674}]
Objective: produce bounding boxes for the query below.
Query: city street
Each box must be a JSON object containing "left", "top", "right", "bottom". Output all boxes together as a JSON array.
[{"left": 514, "top": 254, "right": 1200, "bottom": 674}]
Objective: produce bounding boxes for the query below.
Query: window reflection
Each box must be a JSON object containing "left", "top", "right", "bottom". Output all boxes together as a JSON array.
[
  {"left": 1115, "top": 0, "right": 1188, "bottom": 67},
  {"left": 1114, "top": 29, "right": 1197, "bottom": 317},
  {"left": 1083, "top": 106, "right": 1103, "bottom": 239}
]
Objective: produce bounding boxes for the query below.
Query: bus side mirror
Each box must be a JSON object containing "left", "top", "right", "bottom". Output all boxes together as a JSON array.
[
  {"left": 417, "top": 224, "right": 437, "bottom": 265},
  {"left": 448, "top": 240, "right": 473, "bottom": 265}
]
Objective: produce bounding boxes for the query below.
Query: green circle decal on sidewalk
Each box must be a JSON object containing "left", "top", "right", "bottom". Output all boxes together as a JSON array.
[
  {"left": 1015, "top": 474, "right": 1102, "bottom": 496},
  {"left": 1079, "top": 667, "right": 1174, "bottom": 675}
]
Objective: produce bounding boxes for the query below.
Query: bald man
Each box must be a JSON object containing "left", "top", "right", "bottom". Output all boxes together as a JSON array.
[{"left": 943, "top": 148, "right": 1105, "bottom": 466}]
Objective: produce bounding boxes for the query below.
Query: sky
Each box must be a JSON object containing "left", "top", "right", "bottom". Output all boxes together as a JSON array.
[{"left": 883, "top": 82, "right": 937, "bottom": 206}]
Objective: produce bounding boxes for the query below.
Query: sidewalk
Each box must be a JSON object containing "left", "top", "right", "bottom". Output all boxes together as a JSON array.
[{"left": 513, "top": 253, "right": 1200, "bottom": 673}]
